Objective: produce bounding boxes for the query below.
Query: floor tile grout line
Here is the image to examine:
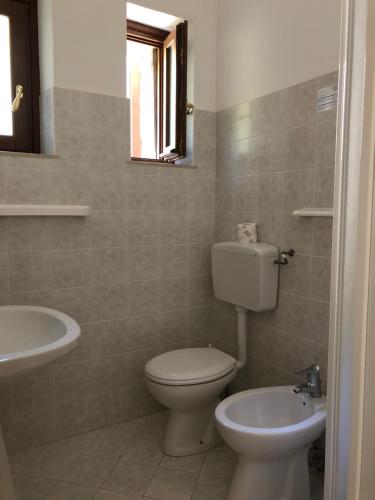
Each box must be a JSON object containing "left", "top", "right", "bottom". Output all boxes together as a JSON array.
[
  {"left": 190, "top": 465, "right": 202, "bottom": 498},
  {"left": 41, "top": 479, "right": 58, "bottom": 500},
  {"left": 89, "top": 430, "right": 137, "bottom": 492},
  {"left": 17, "top": 471, "right": 104, "bottom": 492},
  {"left": 95, "top": 451, "right": 121, "bottom": 491},
  {"left": 45, "top": 480, "right": 99, "bottom": 499},
  {"left": 142, "top": 454, "right": 164, "bottom": 498},
  {"left": 91, "top": 433, "right": 165, "bottom": 496},
  {"left": 14, "top": 448, "right": 118, "bottom": 493}
]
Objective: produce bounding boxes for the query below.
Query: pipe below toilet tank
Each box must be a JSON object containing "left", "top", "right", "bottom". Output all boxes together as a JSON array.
[{"left": 235, "top": 306, "right": 248, "bottom": 370}]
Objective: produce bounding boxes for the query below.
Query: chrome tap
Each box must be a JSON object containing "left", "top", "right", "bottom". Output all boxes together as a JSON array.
[{"left": 293, "top": 364, "right": 322, "bottom": 398}]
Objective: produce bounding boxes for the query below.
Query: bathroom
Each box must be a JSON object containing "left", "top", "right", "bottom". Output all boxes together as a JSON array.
[{"left": 0, "top": 0, "right": 374, "bottom": 498}]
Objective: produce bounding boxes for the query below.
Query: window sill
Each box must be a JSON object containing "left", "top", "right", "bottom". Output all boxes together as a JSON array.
[
  {"left": 126, "top": 159, "right": 198, "bottom": 170},
  {"left": 0, "top": 151, "right": 59, "bottom": 160}
]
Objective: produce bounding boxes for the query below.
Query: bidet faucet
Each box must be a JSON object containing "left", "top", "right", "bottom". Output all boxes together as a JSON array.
[{"left": 293, "top": 364, "right": 322, "bottom": 398}]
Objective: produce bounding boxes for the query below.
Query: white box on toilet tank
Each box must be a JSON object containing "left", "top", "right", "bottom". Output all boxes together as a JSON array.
[{"left": 211, "top": 242, "right": 279, "bottom": 312}]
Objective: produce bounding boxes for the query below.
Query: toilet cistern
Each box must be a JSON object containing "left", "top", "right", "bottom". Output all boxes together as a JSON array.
[
  {"left": 211, "top": 242, "right": 279, "bottom": 371},
  {"left": 293, "top": 364, "right": 322, "bottom": 398}
]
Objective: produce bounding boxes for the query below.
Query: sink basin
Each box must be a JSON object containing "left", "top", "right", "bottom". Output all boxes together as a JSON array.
[
  {"left": 215, "top": 386, "right": 327, "bottom": 500},
  {"left": 0, "top": 305, "right": 80, "bottom": 500},
  {"left": 0, "top": 305, "right": 80, "bottom": 378}
]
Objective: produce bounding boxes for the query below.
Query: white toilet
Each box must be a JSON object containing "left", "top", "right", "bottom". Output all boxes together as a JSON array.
[
  {"left": 144, "top": 242, "right": 279, "bottom": 456},
  {"left": 145, "top": 347, "right": 237, "bottom": 456}
]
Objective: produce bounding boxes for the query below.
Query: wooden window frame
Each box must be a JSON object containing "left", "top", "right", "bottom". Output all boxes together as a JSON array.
[
  {"left": 175, "top": 20, "right": 188, "bottom": 159},
  {"left": 0, "top": 0, "right": 40, "bottom": 153},
  {"left": 127, "top": 20, "right": 168, "bottom": 162},
  {"left": 126, "top": 19, "right": 188, "bottom": 163}
]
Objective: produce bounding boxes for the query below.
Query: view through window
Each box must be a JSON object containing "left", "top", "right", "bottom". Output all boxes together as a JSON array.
[
  {"left": 0, "top": 14, "right": 13, "bottom": 136},
  {"left": 127, "top": 39, "right": 159, "bottom": 159},
  {"left": 0, "top": 0, "right": 40, "bottom": 153},
  {"left": 126, "top": 7, "right": 188, "bottom": 163}
]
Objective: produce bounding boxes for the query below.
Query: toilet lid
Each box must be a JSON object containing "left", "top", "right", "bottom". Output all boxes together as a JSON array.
[{"left": 145, "top": 347, "right": 237, "bottom": 386}]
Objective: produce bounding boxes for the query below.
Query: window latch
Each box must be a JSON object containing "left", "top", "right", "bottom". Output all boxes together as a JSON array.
[
  {"left": 12, "top": 85, "right": 24, "bottom": 112},
  {"left": 187, "top": 102, "right": 194, "bottom": 115}
]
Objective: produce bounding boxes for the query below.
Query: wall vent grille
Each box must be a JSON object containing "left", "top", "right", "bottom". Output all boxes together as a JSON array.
[{"left": 317, "top": 85, "right": 338, "bottom": 112}]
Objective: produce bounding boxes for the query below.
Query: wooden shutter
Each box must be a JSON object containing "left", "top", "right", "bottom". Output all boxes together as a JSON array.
[{"left": 160, "top": 20, "right": 188, "bottom": 161}]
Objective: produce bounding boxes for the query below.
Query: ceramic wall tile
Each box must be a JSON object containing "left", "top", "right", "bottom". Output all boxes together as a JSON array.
[
  {"left": 213, "top": 73, "right": 336, "bottom": 390},
  {"left": 1, "top": 74, "right": 336, "bottom": 450}
]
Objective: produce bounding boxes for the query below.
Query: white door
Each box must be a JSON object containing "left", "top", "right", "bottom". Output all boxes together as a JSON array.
[{"left": 325, "top": 0, "right": 375, "bottom": 498}]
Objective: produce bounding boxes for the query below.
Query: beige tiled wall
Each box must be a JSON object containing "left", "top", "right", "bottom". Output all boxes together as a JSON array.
[
  {"left": 0, "top": 88, "right": 217, "bottom": 452},
  {"left": 214, "top": 72, "right": 337, "bottom": 392},
  {"left": 0, "top": 73, "right": 336, "bottom": 452}
]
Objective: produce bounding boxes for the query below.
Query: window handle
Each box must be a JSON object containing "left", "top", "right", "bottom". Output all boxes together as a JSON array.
[
  {"left": 187, "top": 102, "right": 194, "bottom": 115},
  {"left": 12, "top": 85, "right": 24, "bottom": 112}
]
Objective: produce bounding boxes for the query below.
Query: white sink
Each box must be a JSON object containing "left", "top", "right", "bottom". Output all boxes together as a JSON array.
[
  {"left": 215, "top": 386, "right": 327, "bottom": 500},
  {"left": 0, "top": 306, "right": 80, "bottom": 379},
  {"left": 0, "top": 305, "right": 80, "bottom": 499}
]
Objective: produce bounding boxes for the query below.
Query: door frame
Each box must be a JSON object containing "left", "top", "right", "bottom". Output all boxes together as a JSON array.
[{"left": 325, "top": 0, "right": 375, "bottom": 498}]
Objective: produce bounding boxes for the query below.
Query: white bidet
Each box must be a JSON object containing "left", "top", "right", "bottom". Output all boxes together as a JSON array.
[{"left": 215, "top": 386, "right": 326, "bottom": 500}]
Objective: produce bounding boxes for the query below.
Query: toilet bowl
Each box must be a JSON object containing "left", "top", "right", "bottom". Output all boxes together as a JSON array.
[
  {"left": 144, "top": 347, "right": 237, "bottom": 456},
  {"left": 215, "top": 386, "right": 327, "bottom": 500}
]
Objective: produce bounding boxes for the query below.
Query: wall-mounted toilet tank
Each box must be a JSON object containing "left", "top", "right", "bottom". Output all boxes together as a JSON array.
[{"left": 211, "top": 242, "right": 279, "bottom": 312}]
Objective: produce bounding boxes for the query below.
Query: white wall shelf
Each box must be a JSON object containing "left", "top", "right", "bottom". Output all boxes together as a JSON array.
[
  {"left": 0, "top": 205, "right": 91, "bottom": 216},
  {"left": 293, "top": 208, "right": 333, "bottom": 218}
]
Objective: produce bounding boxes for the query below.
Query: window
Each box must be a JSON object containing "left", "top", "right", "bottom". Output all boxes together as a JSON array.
[
  {"left": 127, "top": 19, "right": 188, "bottom": 162},
  {"left": 0, "top": 0, "right": 40, "bottom": 153}
]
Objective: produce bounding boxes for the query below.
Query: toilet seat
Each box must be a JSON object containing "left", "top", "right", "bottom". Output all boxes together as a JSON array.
[{"left": 145, "top": 347, "right": 237, "bottom": 386}]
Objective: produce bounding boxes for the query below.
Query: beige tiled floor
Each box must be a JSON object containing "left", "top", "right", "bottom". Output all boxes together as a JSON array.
[{"left": 9, "top": 411, "right": 324, "bottom": 500}]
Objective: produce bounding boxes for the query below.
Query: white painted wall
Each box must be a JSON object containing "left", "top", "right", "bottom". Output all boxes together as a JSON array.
[
  {"left": 38, "top": 0, "right": 55, "bottom": 93},
  {"left": 38, "top": 0, "right": 217, "bottom": 111},
  {"left": 53, "top": 0, "right": 126, "bottom": 98},
  {"left": 216, "top": 0, "right": 342, "bottom": 110},
  {"left": 39, "top": 0, "right": 342, "bottom": 111},
  {"left": 39, "top": 0, "right": 126, "bottom": 98}
]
